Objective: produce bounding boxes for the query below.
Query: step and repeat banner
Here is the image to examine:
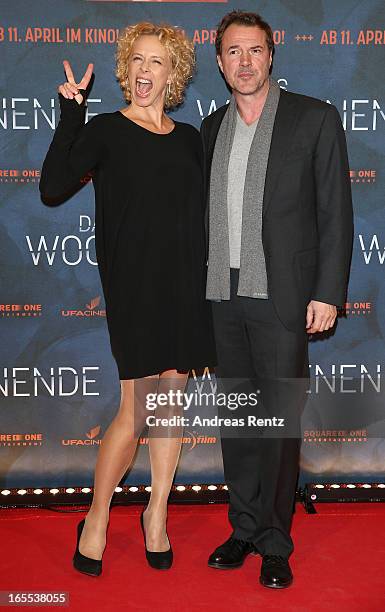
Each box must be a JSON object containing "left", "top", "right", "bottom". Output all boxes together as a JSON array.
[{"left": 1, "top": 0, "right": 385, "bottom": 490}]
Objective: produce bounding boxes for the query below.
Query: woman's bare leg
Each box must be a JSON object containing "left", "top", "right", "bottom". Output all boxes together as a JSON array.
[
  {"left": 78, "top": 375, "right": 158, "bottom": 559},
  {"left": 142, "top": 369, "right": 189, "bottom": 552}
]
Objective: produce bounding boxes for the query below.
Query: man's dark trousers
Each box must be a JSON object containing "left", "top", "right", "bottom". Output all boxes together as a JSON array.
[{"left": 213, "top": 268, "right": 309, "bottom": 558}]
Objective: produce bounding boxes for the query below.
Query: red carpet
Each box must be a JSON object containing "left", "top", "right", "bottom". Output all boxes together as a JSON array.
[{"left": 1, "top": 503, "right": 385, "bottom": 611}]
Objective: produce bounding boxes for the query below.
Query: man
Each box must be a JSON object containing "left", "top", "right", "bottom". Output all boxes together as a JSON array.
[{"left": 200, "top": 11, "right": 353, "bottom": 588}]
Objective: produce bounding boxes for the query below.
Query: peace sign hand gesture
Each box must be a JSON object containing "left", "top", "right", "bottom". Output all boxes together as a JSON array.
[{"left": 58, "top": 60, "right": 94, "bottom": 105}]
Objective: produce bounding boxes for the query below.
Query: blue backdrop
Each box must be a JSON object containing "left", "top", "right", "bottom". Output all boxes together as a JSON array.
[{"left": 1, "top": 0, "right": 384, "bottom": 490}]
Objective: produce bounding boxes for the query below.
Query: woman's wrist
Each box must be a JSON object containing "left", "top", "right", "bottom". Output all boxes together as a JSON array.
[
  {"left": 58, "top": 88, "right": 87, "bottom": 107},
  {"left": 76, "top": 88, "right": 87, "bottom": 106},
  {"left": 58, "top": 90, "right": 87, "bottom": 125}
]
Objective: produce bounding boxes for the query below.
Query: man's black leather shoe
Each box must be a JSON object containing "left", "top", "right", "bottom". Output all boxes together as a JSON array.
[
  {"left": 259, "top": 555, "right": 293, "bottom": 588},
  {"left": 208, "top": 536, "right": 256, "bottom": 569}
]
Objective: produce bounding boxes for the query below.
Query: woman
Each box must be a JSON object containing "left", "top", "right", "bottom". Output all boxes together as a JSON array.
[{"left": 39, "top": 22, "right": 216, "bottom": 576}]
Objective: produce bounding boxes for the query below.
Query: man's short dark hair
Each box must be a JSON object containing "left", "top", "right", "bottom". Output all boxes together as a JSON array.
[{"left": 215, "top": 10, "right": 274, "bottom": 56}]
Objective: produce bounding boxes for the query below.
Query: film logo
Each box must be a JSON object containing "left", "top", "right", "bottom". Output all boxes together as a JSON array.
[
  {"left": 0, "top": 303, "right": 42, "bottom": 317},
  {"left": 0, "top": 169, "right": 40, "bottom": 183},
  {"left": 338, "top": 301, "right": 372, "bottom": 316},
  {"left": 62, "top": 425, "right": 102, "bottom": 446},
  {"left": 0, "top": 432, "right": 43, "bottom": 447},
  {"left": 350, "top": 169, "right": 376, "bottom": 183},
  {"left": 61, "top": 296, "right": 105, "bottom": 317},
  {"left": 139, "top": 430, "right": 216, "bottom": 451},
  {"left": 303, "top": 429, "right": 367, "bottom": 443}
]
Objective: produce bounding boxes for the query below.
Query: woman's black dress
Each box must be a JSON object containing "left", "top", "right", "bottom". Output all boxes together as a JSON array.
[{"left": 39, "top": 94, "right": 217, "bottom": 379}]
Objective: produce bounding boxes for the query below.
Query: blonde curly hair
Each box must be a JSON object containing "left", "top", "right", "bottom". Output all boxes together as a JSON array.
[{"left": 115, "top": 22, "right": 195, "bottom": 109}]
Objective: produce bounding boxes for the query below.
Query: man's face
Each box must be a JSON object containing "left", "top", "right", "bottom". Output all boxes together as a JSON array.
[{"left": 217, "top": 24, "right": 272, "bottom": 95}]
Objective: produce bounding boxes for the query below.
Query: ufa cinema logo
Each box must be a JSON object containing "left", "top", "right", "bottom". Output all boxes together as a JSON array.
[
  {"left": 26, "top": 215, "right": 96, "bottom": 266},
  {"left": 61, "top": 296, "right": 106, "bottom": 317},
  {"left": 62, "top": 425, "right": 102, "bottom": 446},
  {"left": 358, "top": 235, "right": 385, "bottom": 264}
]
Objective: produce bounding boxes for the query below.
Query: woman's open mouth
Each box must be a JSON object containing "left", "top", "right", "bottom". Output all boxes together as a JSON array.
[{"left": 136, "top": 78, "right": 153, "bottom": 97}]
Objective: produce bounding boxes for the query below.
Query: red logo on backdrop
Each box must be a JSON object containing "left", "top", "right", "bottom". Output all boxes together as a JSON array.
[
  {"left": 86, "top": 426, "right": 101, "bottom": 439},
  {"left": 0, "top": 169, "right": 40, "bottom": 183},
  {"left": 350, "top": 169, "right": 377, "bottom": 183},
  {"left": 338, "top": 301, "right": 372, "bottom": 316},
  {"left": 0, "top": 433, "right": 43, "bottom": 446},
  {"left": 61, "top": 296, "right": 106, "bottom": 318},
  {"left": 139, "top": 431, "right": 216, "bottom": 451},
  {"left": 303, "top": 429, "right": 367, "bottom": 443},
  {"left": 62, "top": 426, "right": 102, "bottom": 446},
  {"left": 0, "top": 304, "right": 42, "bottom": 317}
]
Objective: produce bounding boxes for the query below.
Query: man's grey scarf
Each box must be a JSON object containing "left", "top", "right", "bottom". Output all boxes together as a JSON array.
[{"left": 206, "top": 77, "right": 281, "bottom": 300}]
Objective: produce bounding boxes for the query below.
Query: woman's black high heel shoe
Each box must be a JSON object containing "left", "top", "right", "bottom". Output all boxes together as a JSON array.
[
  {"left": 140, "top": 509, "right": 173, "bottom": 569},
  {"left": 73, "top": 518, "right": 103, "bottom": 576}
]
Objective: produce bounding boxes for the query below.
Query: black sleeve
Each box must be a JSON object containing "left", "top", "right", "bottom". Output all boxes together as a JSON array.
[
  {"left": 311, "top": 104, "right": 354, "bottom": 307},
  {"left": 39, "top": 90, "right": 104, "bottom": 202}
]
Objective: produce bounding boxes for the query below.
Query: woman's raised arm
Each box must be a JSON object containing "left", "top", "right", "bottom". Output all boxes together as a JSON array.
[{"left": 39, "top": 60, "right": 104, "bottom": 203}]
